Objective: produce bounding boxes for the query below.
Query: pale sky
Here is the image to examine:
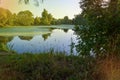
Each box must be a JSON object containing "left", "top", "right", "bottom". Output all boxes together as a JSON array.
[{"left": 0, "top": 0, "right": 81, "bottom": 19}]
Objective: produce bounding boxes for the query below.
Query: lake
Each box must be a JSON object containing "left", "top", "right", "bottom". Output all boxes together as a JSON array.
[{"left": 0, "top": 25, "right": 78, "bottom": 55}]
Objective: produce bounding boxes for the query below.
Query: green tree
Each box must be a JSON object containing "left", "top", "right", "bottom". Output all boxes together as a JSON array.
[
  {"left": 75, "top": 0, "right": 120, "bottom": 56},
  {"left": 59, "top": 16, "right": 72, "bottom": 24},
  {"left": 73, "top": 14, "right": 87, "bottom": 25},
  {"left": 48, "top": 13, "right": 53, "bottom": 24},
  {"left": 0, "top": 8, "right": 12, "bottom": 27},
  {"left": 41, "top": 9, "right": 53, "bottom": 25},
  {"left": 11, "top": 13, "right": 17, "bottom": 26},
  {"left": 51, "top": 18, "right": 57, "bottom": 25},
  {"left": 63, "top": 16, "right": 69, "bottom": 24},
  {"left": 41, "top": 9, "right": 49, "bottom": 25},
  {"left": 16, "top": 10, "right": 34, "bottom": 26},
  {"left": 34, "top": 16, "right": 41, "bottom": 25}
]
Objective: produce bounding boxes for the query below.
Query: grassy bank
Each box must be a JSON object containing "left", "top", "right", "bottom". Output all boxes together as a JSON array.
[
  {"left": 0, "top": 53, "right": 120, "bottom": 80},
  {"left": 0, "top": 53, "right": 95, "bottom": 80}
]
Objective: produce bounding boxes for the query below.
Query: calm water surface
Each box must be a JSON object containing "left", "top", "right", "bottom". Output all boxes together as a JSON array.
[{"left": 0, "top": 25, "right": 78, "bottom": 55}]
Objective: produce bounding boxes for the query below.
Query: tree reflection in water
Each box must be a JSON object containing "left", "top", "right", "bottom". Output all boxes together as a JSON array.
[
  {"left": 19, "top": 36, "right": 33, "bottom": 41},
  {"left": 42, "top": 33, "right": 51, "bottom": 41}
]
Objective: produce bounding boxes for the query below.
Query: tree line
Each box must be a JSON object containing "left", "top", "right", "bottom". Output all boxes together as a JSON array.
[{"left": 0, "top": 8, "right": 73, "bottom": 27}]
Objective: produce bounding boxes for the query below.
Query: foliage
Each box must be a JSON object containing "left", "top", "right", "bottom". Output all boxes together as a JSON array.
[
  {"left": 16, "top": 10, "right": 34, "bottom": 26},
  {"left": 51, "top": 19, "right": 63, "bottom": 25},
  {"left": 41, "top": 9, "right": 49, "bottom": 25},
  {"left": 73, "top": 14, "right": 87, "bottom": 25},
  {"left": 51, "top": 16, "right": 73, "bottom": 25},
  {"left": 34, "top": 16, "right": 41, "bottom": 25},
  {"left": 62, "top": 16, "right": 72, "bottom": 24},
  {"left": 0, "top": 7, "right": 73, "bottom": 26},
  {"left": 0, "top": 8, "right": 12, "bottom": 27},
  {"left": 48, "top": 14, "right": 53, "bottom": 24},
  {"left": 0, "top": 8, "right": 35, "bottom": 26},
  {"left": 0, "top": 53, "right": 95, "bottom": 80},
  {"left": 41, "top": 9, "right": 53, "bottom": 25},
  {"left": 10, "top": 13, "right": 17, "bottom": 26},
  {"left": 74, "top": 0, "right": 120, "bottom": 56}
]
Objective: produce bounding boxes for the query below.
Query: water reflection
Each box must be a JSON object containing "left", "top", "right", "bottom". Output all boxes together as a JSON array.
[
  {"left": 42, "top": 33, "right": 51, "bottom": 41},
  {"left": 63, "top": 29, "right": 69, "bottom": 33},
  {"left": 0, "top": 28, "right": 78, "bottom": 55},
  {"left": 19, "top": 36, "right": 33, "bottom": 41}
]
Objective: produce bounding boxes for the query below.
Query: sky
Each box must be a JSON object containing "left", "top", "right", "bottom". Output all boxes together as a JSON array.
[{"left": 0, "top": 0, "right": 81, "bottom": 19}]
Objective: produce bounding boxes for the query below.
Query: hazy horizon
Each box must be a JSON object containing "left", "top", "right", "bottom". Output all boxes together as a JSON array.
[{"left": 0, "top": 0, "right": 81, "bottom": 19}]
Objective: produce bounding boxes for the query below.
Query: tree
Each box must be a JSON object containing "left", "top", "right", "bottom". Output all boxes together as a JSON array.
[
  {"left": 48, "top": 14, "right": 53, "bottom": 24},
  {"left": 0, "top": 7, "right": 12, "bottom": 27},
  {"left": 63, "top": 16, "right": 69, "bottom": 24},
  {"left": 41, "top": 9, "right": 49, "bottom": 25},
  {"left": 60, "top": 16, "right": 72, "bottom": 24},
  {"left": 10, "top": 13, "right": 17, "bottom": 26},
  {"left": 34, "top": 16, "right": 41, "bottom": 25},
  {"left": 73, "top": 14, "right": 87, "bottom": 25},
  {"left": 75, "top": 0, "right": 120, "bottom": 56},
  {"left": 41, "top": 9, "right": 53, "bottom": 25},
  {"left": 16, "top": 10, "right": 34, "bottom": 26}
]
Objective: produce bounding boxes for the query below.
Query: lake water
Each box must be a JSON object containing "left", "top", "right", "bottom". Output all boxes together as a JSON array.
[{"left": 0, "top": 25, "right": 78, "bottom": 55}]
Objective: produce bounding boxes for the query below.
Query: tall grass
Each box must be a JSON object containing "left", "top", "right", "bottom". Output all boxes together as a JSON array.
[
  {"left": 0, "top": 52, "right": 119, "bottom": 80},
  {"left": 0, "top": 53, "right": 95, "bottom": 80}
]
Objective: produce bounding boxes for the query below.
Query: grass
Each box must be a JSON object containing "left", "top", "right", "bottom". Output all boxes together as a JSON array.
[
  {"left": 95, "top": 55, "right": 120, "bottom": 80},
  {"left": 0, "top": 53, "right": 95, "bottom": 80},
  {"left": 0, "top": 52, "right": 120, "bottom": 80}
]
